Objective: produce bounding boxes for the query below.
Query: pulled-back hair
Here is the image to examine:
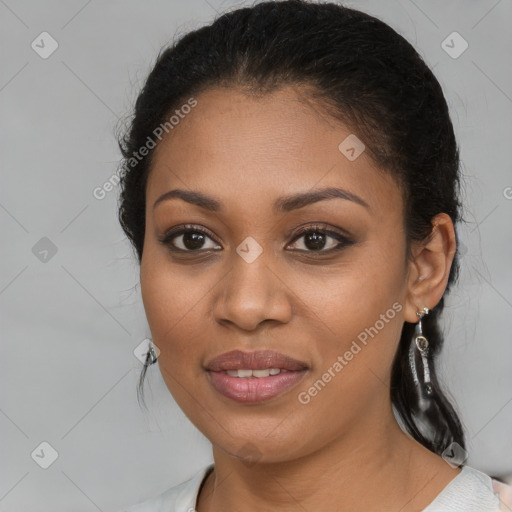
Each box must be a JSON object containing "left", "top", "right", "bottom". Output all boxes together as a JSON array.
[{"left": 117, "top": 0, "right": 466, "bottom": 456}]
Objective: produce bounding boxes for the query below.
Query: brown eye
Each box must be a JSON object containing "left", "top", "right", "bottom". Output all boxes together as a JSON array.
[
  {"left": 287, "top": 224, "right": 354, "bottom": 253},
  {"left": 159, "top": 225, "right": 221, "bottom": 252}
]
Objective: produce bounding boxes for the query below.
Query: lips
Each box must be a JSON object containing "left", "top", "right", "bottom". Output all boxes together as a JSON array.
[
  {"left": 205, "top": 350, "right": 308, "bottom": 372},
  {"left": 205, "top": 350, "right": 308, "bottom": 403}
]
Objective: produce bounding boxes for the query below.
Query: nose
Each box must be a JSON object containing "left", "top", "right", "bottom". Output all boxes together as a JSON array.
[{"left": 212, "top": 252, "right": 293, "bottom": 332}]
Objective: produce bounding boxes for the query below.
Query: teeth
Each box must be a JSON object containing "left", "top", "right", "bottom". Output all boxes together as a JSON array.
[
  {"left": 252, "top": 369, "right": 270, "bottom": 377},
  {"left": 225, "top": 368, "right": 283, "bottom": 378}
]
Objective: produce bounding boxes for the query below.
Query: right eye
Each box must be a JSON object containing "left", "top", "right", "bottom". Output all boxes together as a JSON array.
[{"left": 158, "top": 224, "right": 222, "bottom": 253}]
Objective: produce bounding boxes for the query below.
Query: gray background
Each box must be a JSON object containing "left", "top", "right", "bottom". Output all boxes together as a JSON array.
[{"left": 1, "top": 0, "right": 511, "bottom": 510}]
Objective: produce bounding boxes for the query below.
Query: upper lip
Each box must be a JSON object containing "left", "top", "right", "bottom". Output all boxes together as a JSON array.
[{"left": 205, "top": 350, "right": 308, "bottom": 372}]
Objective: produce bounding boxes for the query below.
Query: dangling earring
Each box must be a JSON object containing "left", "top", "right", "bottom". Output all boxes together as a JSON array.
[
  {"left": 412, "top": 306, "right": 433, "bottom": 395},
  {"left": 145, "top": 339, "right": 158, "bottom": 366},
  {"left": 407, "top": 306, "right": 454, "bottom": 448}
]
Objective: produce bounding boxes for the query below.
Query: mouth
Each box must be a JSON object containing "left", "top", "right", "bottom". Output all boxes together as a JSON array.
[{"left": 205, "top": 350, "right": 309, "bottom": 403}]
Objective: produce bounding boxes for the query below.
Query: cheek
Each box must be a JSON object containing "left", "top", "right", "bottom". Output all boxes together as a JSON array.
[
  {"left": 313, "top": 239, "right": 405, "bottom": 324},
  {"left": 140, "top": 247, "right": 196, "bottom": 360},
  {"left": 302, "top": 236, "right": 406, "bottom": 381},
  {"left": 140, "top": 252, "right": 209, "bottom": 412}
]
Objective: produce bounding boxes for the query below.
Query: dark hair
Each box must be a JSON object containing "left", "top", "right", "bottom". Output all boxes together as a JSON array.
[{"left": 117, "top": 0, "right": 466, "bottom": 456}]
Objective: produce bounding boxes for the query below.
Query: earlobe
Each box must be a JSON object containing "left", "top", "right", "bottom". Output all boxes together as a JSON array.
[{"left": 403, "top": 213, "right": 457, "bottom": 323}]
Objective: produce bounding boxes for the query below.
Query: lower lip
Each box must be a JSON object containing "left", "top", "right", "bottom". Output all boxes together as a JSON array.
[{"left": 207, "top": 370, "right": 307, "bottom": 403}]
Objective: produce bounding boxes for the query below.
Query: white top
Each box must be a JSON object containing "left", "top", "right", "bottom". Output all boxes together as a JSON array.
[{"left": 120, "top": 464, "right": 510, "bottom": 512}]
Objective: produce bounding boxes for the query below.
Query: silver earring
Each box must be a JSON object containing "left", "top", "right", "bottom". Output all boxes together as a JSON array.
[
  {"left": 145, "top": 339, "right": 158, "bottom": 366},
  {"left": 412, "top": 306, "right": 433, "bottom": 395}
]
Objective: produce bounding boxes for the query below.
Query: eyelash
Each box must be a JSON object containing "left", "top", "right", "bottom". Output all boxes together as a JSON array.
[{"left": 158, "top": 223, "right": 354, "bottom": 255}]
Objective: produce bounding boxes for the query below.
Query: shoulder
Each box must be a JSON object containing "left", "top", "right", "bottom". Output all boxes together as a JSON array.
[
  {"left": 492, "top": 477, "right": 512, "bottom": 510},
  {"left": 118, "top": 464, "right": 213, "bottom": 512},
  {"left": 423, "top": 465, "right": 512, "bottom": 512}
]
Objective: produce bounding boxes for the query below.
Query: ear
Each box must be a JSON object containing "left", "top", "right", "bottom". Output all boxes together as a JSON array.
[{"left": 403, "top": 213, "right": 457, "bottom": 323}]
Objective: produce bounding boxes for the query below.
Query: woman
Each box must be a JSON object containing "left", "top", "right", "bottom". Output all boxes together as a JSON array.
[{"left": 116, "top": 1, "right": 511, "bottom": 510}]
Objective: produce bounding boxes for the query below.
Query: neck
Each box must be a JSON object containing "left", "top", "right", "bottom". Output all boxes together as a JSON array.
[{"left": 197, "top": 403, "right": 459, "bottom": 512}]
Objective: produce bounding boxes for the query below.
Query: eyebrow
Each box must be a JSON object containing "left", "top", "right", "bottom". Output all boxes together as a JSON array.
[{"left": 153, "top": 186, "right": 371, "bottom": 213}]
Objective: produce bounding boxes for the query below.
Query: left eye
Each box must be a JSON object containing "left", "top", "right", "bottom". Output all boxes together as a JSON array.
[{"left": 287, "top": 227, "right": 351, "bottom": 252}]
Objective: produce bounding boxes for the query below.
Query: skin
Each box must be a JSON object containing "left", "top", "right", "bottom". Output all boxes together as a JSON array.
[{"left": 140, "top": 85, "right": 460, "bottom": 511}]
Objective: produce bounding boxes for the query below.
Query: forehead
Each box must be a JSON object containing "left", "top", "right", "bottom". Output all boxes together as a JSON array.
[{"left": 146, "top": 86, "right": 402, "bottom": 217}]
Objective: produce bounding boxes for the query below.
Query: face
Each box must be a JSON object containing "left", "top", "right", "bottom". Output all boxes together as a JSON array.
[{"left": 140, "top": 85, "right": 411, "bottom": 463}]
